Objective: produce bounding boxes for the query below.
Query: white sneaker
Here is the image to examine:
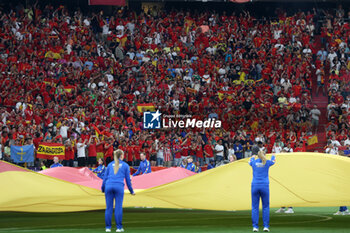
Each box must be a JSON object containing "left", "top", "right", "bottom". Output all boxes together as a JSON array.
[
  {"left": 333, "top": 211, "right": 342, "bottom": 215},
  {"left": 344, "top": 210, "right": 350, "bottom": 215},
  {"left": 116, "top": 229, "right": 124, "bottom": 232},
  {"left": 275, "top": 208, "right": 285, "bottom": 213},
  {"left": 253, "top": 228, "right": 259, "bottom": 232},
  {"left": 106, "top": 229, "right": 111, "bottom": 232},
  {"left": 285, "top": 208, "right": 294, "bottom": 214},
  {"left": 263, "top": 227, "right": 270, "bottom": 232}
]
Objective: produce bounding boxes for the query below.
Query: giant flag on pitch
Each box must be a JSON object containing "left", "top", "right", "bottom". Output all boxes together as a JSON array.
[
  {"left": 10, "top": 145, "right": 34, "bottom": 163},
  {"left": 2, "top": 153, "right": 350, "bottom": 212}
]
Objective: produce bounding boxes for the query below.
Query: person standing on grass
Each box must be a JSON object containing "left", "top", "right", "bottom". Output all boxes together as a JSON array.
[
  {"left": 102, "top": 149, "right": 135, "bottom": 232},
  {"left": 333, "top": 152, "right": 349, "bottom": 215},
  {"left": 249, "top": 151, "right": 276, "bottom": 232}
]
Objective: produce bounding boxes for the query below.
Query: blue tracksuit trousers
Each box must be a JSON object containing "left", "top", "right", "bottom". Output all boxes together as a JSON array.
[
  {"left": 251, "top": 184, "right": 270, "bottom": 229},
  {"left": 105, "top": 184, "right": 124, "bottom": 229}
]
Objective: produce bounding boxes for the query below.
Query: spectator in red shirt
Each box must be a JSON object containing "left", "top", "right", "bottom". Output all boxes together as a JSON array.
[{"left": 88, "top": 135, "right": 98, "bottom": 168}]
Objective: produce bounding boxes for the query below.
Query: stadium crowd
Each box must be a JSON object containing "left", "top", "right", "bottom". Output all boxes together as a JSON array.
[
  {"left": 318, "top": 5, "right": 350, "bottom": 155},
  {"left": 0, "top": 2, "right": 349, "bottom": 170}
]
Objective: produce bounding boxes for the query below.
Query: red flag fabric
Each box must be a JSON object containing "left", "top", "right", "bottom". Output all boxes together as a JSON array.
[
  {"left": 91, "top": 124, "right": 102, "bottom": 135},
  {"left": 101, "top": 130, "right": 113, "bottom": 138},
  {"left": 39, "top": 167, "right": 102, "bottom": 190},
  {"left": 89, "top": 0, "right": 126, "bottom": 6},
  {"left": 128, "top": 167, "right": 195, "bottom": 190}
]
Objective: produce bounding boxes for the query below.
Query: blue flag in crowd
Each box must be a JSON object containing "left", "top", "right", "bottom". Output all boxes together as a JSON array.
[{"left": 10, "top": 145, "right": 34, "bottom": 163}]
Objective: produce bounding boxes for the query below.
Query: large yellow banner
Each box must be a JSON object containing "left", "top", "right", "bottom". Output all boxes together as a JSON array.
[
  {"left": 37, "top": 142, "right": 65, "bottom": 160},
  {"left": 0, "top": 153, "right": 350, "bottom": 212}
]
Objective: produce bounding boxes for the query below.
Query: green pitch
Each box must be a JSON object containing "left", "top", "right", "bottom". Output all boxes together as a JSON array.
[{"left": 0, "top": 207, "right": 349, "bottom": 233}]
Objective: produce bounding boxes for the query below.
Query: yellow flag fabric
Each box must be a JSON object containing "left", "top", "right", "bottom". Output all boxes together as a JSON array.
[
  {"left": 307, "top": 135, "right": 318, "bottom": 145},
  {"left": 1, "top": 153, "right": 350, "bottom": 212},
  {"left": 250, "top": 121, "right": 259, "bottom": 130},
  {"left": 124, "top": 153, "right": 350, "bottom": 210},
  {"left": 0, "top": 171, "right": 104, "bottom": 212}
]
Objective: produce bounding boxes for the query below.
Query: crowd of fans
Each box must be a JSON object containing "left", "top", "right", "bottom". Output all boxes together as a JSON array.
[
  {"left": 0, "top": 2, "right": 349, "bottom": 169},
  {"left": 318, "top": 5, "right": 350, "bottom": 156}
]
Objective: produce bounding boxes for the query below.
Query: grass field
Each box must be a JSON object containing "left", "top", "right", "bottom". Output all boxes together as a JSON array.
[{"left": 0, "top": 207, "right": 349, "bottom": 233}]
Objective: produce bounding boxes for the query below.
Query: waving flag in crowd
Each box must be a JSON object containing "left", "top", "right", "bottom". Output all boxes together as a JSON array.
[{"left": 10, "top": 145, "right": 34, "bottom": 163}]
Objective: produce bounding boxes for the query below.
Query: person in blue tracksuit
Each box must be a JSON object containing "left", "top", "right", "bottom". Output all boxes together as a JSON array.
[
  {"left": 334, "top": 206, "right": 349, "bottom": 215},
  {"left": 249, "top": 151, "right": 276, "bottom": 232},
  {"left": 50, "top": 156, "right": 63, "bottom": 168},
  {"left": 93, "top": 158, "right": 106, "bottom": 179},
  {"left": 186, "top": 156, "right": 196, "bottom": 172},
  {"left": 102, "top": 149, "right": 135, "bottom": 232},
  {"left": 179, "top": 158, "right": 187, "bottom": 168},
  {"left": 132, "top": 153, "right": 151, "bottom": 176},
  {"left": 207, "top": 159, "right": 216, "bottom": 170},
  {"left": 195, "top": 161, "right": 201, "bottom": 173}
]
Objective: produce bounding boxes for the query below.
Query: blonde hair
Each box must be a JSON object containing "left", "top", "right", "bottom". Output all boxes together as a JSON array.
[
  {"left": 258, "top": 150, "right": 267, "bottom": 165},
  {"left": 113, "top": 149, "right": 124, "bottom": 174}
]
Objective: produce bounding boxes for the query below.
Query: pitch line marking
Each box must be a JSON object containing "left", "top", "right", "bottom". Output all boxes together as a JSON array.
[
  {"left": 272, "top": 214, "right": 333, "bottom": 225},
  {"left": 0, "top": 214, "right": 334, "bottom": 232}
]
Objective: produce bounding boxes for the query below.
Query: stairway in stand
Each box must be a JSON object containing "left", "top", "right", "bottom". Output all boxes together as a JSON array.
[
  {"left": 307, "top": 35, "right": 328, "bottom": 152},
  {"left": 309, "top": 94, "right": 328, "bottom": 152}
]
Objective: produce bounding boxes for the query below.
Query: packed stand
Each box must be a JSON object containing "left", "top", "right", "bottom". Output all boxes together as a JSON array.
[
  {"left": 0, "top": 3, "right": 321, "bottom": 170},
  {"left": 317, "top": 5, "right": 350, "bottom": 155}
]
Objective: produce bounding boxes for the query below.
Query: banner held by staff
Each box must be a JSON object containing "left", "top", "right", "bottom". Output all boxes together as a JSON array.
[
  {"left": 10, "top": 145, "right": 34, "bottom": 163},
  {"left": 37, "top": 142, "right": 65, "bottom": 160}
]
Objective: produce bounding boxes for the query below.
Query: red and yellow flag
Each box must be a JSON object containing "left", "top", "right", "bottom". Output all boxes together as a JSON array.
[
  {"left": 137, "top": 103, "right": 156, "bottom": 112},
  {"left": 64, "top": 85, "right": 75, "bottom": 93},
  {"left": 36, "top": 142, "right": 65, "bottom": 160}
]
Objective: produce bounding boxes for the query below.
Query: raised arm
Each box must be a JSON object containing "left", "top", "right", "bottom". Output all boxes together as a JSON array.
[
  {"left": 101, "top": 165, "right": 110, "bottom": 192},
  {"left": 267, "top": 155, "right": 276, "bottom": 167},
  {"left": 249, "top": 156, "right": 256, "bottom": 166},
  {"left": 125, "top": 165, "right": 134, "bottom": 194}
]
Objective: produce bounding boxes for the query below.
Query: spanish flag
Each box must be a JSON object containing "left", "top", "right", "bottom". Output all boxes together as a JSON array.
[
  {"left": 137, "top": 103, "right": 156, "bottom": 112},
  {"left": 91, "top": 124, "right": 102, "bottom": 138},
  {"left": 217, "top": 91, "right": 234, "bottom": 100},
  {"left": 307, "top": 135, "right": 318, "bottom": 146},
  {"left": 186, "top": 87, "right": 197, "bottom": 94},
  {"left": 64, "top": 85, "right": 75, "bottom": 93}
]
